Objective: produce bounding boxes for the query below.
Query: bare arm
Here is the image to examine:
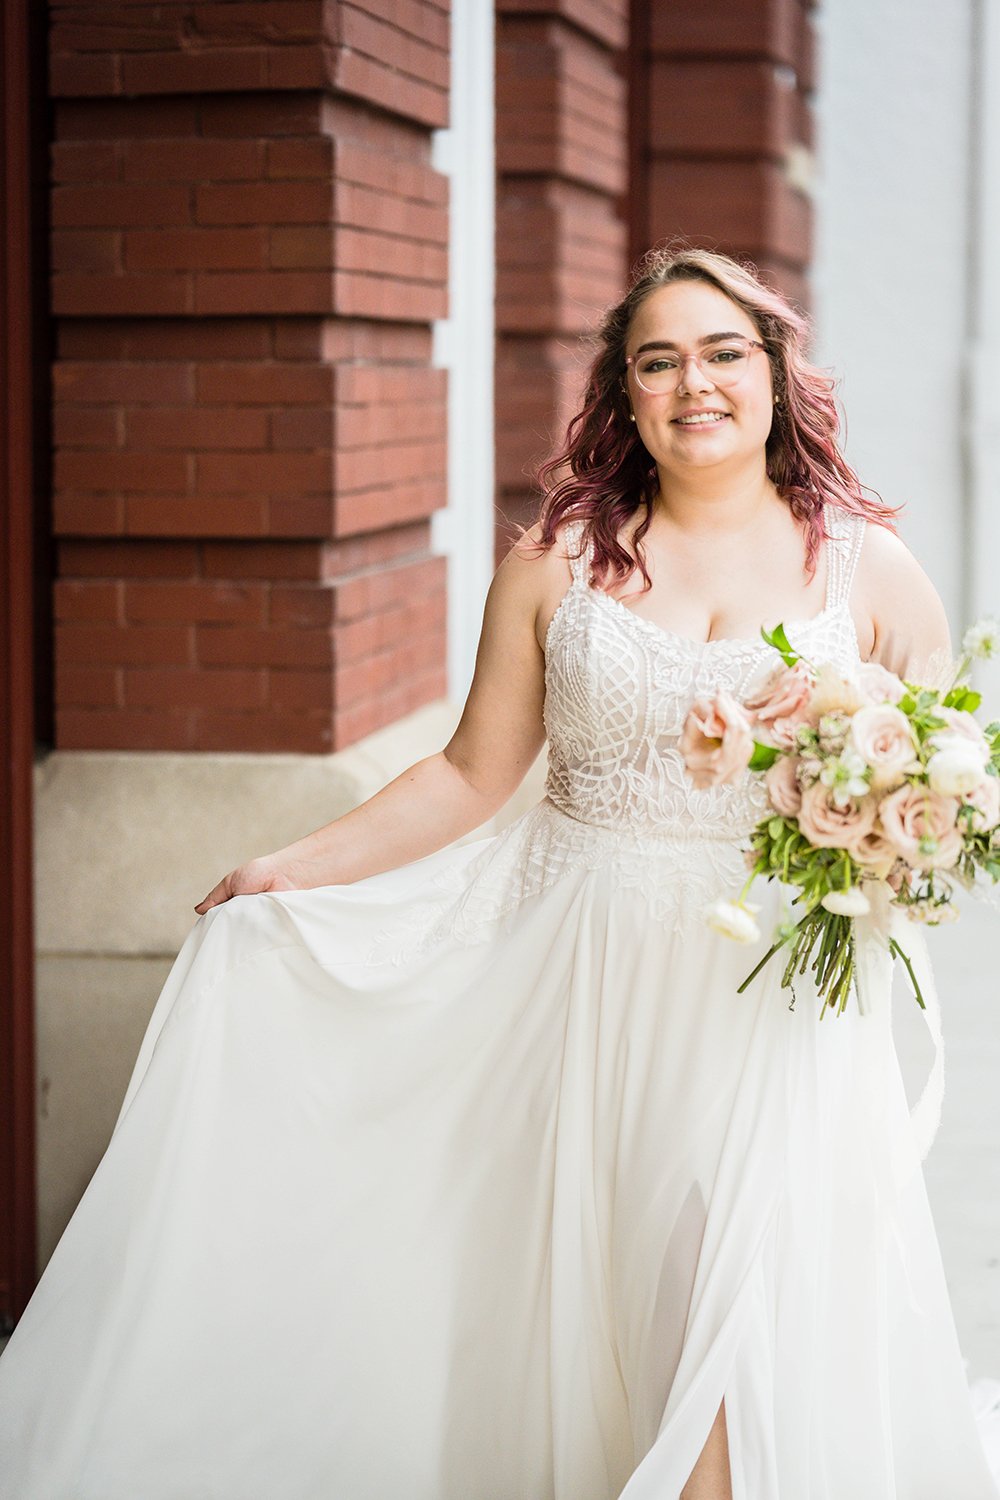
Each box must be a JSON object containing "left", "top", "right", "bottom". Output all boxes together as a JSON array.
[
  {"left": 195, "top": 527, "right": 562, "bottom": 911},
  {"left": 856, "top": 524, "right": 954, "bottom": 683}
]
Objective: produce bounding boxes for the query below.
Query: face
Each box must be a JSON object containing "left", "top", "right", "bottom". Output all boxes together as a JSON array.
[{"left": 623, "top": 279, "right": 775, "bottom": 476}]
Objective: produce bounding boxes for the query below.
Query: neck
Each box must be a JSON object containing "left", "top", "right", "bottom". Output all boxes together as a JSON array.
[{"left": 650, "top": 460, "right": 779, "bottom": 538}]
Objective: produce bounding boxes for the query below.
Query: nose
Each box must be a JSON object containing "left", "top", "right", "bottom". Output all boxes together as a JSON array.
[{"left": 675, "top": 352, "right": 714, "bottom": 397}]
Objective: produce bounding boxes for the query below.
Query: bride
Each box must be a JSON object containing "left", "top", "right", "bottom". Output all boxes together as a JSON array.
[{"left": 1, "top": 245, "right": 996, "bottom": 1499}]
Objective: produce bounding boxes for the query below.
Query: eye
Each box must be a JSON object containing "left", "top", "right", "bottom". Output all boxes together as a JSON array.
[
  {"left": 639, "top": 356, "right": 677, "bottom": 373},
  {"left": 706, "top": 346, "right": 746, "bottom": 364}
]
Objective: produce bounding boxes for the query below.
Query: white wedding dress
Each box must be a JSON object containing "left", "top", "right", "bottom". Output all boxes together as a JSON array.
[{"left": 1, "top": 508, "right": 996, "bottom": 1499}]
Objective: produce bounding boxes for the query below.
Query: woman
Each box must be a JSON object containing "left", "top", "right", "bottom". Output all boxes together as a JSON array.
[{"left": 0, "top": 246, "right": 995, "bottom": 1499}]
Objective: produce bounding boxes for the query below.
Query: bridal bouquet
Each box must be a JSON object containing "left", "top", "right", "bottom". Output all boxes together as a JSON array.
[{"left": 681, "top": 619, "right": 1000, "bottom": 1015}]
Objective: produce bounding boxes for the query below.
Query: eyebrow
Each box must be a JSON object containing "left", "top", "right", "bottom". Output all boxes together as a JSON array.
[{"left": 633, "top": 331, "right": 749, "bottom": 355}]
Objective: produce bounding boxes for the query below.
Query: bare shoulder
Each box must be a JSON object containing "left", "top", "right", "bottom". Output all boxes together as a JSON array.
[
  {"left": 854, "top": 520, "right": 953, "bottom": 678},
  {"left": 499, "top": 519, "right": 581, "bottom": 651}
]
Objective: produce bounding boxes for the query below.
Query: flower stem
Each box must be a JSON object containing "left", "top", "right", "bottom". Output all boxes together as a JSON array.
[{"left": 888, "top": 936, "right": 926, "bottom": 1010}]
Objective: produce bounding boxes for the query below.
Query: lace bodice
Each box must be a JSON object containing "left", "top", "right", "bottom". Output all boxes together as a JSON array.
[
  {"left": 373, "top": 508, "right": 868, "bottom": 962},
  {"left": 543, "top": 507, "right": 866, "bottom": 844}
]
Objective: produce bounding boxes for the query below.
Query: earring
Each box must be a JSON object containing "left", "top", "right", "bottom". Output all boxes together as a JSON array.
[
  {"left": 628, "top": 411, "right": 636, "bottom": 422},
  {"left": 773, "top": 396, "right": 782, "bottom": 406}
]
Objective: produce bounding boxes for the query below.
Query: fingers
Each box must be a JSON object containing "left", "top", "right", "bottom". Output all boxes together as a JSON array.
[{"left": 194, "top": 878, "right": 231, "bottom": 914}]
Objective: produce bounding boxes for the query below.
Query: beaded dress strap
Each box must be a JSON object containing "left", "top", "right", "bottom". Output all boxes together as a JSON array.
[
  {"left": 565, "top": 519, "right": 592, "bottom": 587},
  {"left": 824, "top": 508, "right": 867, "bottom": 611}
]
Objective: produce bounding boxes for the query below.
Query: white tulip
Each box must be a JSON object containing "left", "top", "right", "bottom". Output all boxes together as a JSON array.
[
  {"left": 704, "top": 899, "right": 761, "bottom": 944},
  {"left": 820, "top": 887, "right": 871, "bottom": 916},
  {"left": 927, "top": 740, "right": 989, "bottom": 797}
]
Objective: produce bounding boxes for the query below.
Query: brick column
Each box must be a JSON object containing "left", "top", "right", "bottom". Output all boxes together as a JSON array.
[
  {"left": 630, "top": 0, "right": 816, "bottom": 309},
  {"left": 49, "top": 3, "right": 450, "bottom": 752},
  {"left": 494, "top": 2, "right": 630, "bottom": 557}
]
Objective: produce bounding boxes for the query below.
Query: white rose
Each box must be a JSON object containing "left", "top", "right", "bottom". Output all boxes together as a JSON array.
[
  {"left": 927, "top": 708, "right": 991, "bottom": 758},
  {"left": 820, "top": 887, "right": 871, "bottom": 916},
  {"left": 704, "top": 899, "right": 761, "bottom": 944},
  {"left": 848, "top": 704, "right": 920, "bottom": 791},
  {"left": 927, "top": 739, "right": 990, "bottom": 797}
]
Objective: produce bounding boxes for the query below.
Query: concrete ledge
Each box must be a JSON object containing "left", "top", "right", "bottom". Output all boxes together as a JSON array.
[{"left": 35, "top": 700, "right": 545, "bottom": 956}]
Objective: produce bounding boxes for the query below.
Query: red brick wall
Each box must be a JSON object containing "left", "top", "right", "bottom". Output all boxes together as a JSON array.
[
  {"left": 630, "top": 0, "right": 816, "bottom": 310},
  {"left": 49, "top": 2, "right": 450, "bottom": 752},
  {"left": 494, "top": 1, "right": 630, "bottom": 558}
]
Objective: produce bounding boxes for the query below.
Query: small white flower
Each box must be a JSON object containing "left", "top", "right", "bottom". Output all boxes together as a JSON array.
[
  {"left": 820, "top": 887, "right": 872, "bottom": 916},
  {"left": 927, "top": 740, "right": 989, "bottom": 797},
  {"left": 819, "top": 747, "right": 870, "bottom": 807},
  {"left": 905, "top": 896, "right": 960, "bottom": 925},
  {"left": 704, "top": 899, "right": 762, "bottom": 944},
  {"left": 962, "top": 617, "right": 1000, "bottom": 659}
]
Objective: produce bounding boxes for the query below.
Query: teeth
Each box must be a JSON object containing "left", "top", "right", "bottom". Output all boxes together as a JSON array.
[{"left": 676, "top": 413, "right": 727, "bottom": 425}]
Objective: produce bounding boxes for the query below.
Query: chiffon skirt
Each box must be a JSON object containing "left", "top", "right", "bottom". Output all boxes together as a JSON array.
[{"left": 0, "top": 801, "right": 996, "bottom": 1498}]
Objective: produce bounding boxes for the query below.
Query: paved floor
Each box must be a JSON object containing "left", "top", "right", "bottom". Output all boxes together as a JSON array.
[{"left": 893, "top": 891, "right": 1000, "bottom": 1381}]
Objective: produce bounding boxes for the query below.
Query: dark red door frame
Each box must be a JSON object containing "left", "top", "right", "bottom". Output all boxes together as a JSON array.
[{"left": 1, "top": 0, "right": 41, "bottom": 1323}]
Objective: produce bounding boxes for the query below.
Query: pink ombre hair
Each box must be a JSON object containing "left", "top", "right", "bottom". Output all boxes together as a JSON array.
[{"left": 533, "top": 244, "right": 900, "bottom": 591}]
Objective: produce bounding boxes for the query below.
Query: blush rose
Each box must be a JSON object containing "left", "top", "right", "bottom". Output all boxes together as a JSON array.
[
  {"left": 796, "top": 781, "right": 877, "bottom": 852},
  {"left": 856, "top": 662, "right": 906, "bottom": 705},
  {"left": 680, "top": 692, "right": 754, "bottom": 790},
  {"left": 744, "top": 663, "right": 813, "bottom": 750},
  {"left": 764, "top": 754, "right": 803, "bottom": 816},
  {"left": 961, "top": 775, "right": 1000, "bottom": 833},
  {"left": 878, "top": 784, "right": 963, "bottom": 870},
  {"left": 848, "top": 704, "right": 921, "bottom": 791}
]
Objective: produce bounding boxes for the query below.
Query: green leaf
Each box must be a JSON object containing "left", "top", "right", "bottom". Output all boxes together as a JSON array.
[
  {"left": 760, "top": 621, "right": 798, "bottom": 667},
  {"left": 748, "top": 741, "right": 779, "bottom": 771}
]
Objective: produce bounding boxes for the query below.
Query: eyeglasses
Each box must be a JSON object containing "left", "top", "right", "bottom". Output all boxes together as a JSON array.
[{"left": 625, "top": 336, "right": 769, "bottom": 395}]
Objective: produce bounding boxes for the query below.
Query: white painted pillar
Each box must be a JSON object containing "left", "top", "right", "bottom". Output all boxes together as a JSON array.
[
  {"left": 431, "top": 1, "right": 496, "bottom": 703},
  {"left": 963, "top": 0, "right": 1000, "bottom": 703}
]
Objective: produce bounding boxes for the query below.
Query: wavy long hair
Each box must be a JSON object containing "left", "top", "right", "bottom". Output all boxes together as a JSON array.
[{"left": 533, "top": 243, "right": 899, "bottom": 591}]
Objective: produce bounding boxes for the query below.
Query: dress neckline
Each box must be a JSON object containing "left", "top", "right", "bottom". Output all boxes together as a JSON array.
[
  {"left": 544, "top": 509, "right": 864, "bottom": 661},
  {"left": 588, "top": 585, "right": 848, "bottom": 654}
]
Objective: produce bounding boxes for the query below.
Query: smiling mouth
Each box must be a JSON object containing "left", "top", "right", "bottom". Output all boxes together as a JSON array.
[{"left": 672, "top": 412, "right": 730, "bottom": 426}]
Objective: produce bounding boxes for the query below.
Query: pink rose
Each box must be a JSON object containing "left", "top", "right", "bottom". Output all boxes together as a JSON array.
[
  {"left": 744, "top": 662, "right": 813, "bottom": 749},
  {"left": 848, "top": 704, "right": 921, "bottom": 791},
  {"left": 851, "top": 822, "right": 899, "bottom": 878},
  {"left": 962, "top": 775, "right": 1000, "bottom": 833},
  {"left": 796, "top": 781, "right": 877, "bottom": 851},
  {"left": 680, "top": 691, "right": 754, "bottom": 790},
  {"left": 764, "top": 754, "right": 803, "bottom": 816},
  {"left": 878, "top": 783, "right": 963, "bottom": 870},
  {"left": 856, "top": 662, "right": 905, "bottom": 705}
]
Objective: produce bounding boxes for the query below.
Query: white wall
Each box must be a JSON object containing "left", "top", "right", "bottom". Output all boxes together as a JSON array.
[
  {"left": 812, "top": 0, "right": 974, "bottom": 626},
  {"left": 431, "top": 0, "right": 496, "bottom": 702},
  {"left": 814, "top": 0, "right": 1000, "bottom": 1379}
]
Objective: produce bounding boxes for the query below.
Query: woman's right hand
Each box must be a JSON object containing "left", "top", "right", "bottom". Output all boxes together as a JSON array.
[{"left": 194, "top": 854, "right": 307, "bottom": 915}]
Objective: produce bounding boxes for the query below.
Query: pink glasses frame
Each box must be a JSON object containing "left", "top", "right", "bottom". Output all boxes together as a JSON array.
[{"left": 625, "top": 338, "right": 769, "bottom": 394}]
